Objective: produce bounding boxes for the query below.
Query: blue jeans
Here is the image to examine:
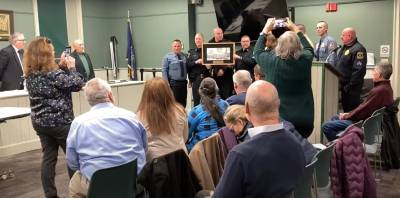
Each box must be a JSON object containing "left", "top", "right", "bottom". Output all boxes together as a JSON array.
[{"left": 322, "top": 115, "right": 353, "bottom": 141}]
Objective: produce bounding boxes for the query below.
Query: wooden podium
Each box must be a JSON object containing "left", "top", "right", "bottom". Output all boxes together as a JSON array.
[{"left": 309, "top": 62, "right": 343, "bottom": 143}]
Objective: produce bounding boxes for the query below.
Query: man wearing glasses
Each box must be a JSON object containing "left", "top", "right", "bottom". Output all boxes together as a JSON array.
[{"left": 0, "top": 32, "right": 25, "bottom": 91}]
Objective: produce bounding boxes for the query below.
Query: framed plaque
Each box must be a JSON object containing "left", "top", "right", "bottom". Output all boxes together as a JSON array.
[
  {"left": 0, "top": 10, "right": 14, "bottom": 41},
  {"left": 202, "top": 42, "right": 235, "bottom": 65}
]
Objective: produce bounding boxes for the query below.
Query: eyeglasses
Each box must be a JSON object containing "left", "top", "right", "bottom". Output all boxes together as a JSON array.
[{"left": 16, "top": 39, "right": 25, "bottom": 42}]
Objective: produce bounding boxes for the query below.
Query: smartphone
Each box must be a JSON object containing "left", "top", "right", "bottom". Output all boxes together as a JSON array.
[
  {"left": 274, "top": 18, "right": 287, "bottom": 28},
  {"left": 64, "top": 46, "right": 71, "bottom": 57}
]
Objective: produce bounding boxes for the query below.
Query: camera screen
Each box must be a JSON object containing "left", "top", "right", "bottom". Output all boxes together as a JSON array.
[
  {"left": 64, "top": 46, "right": 71, "bottom": 56},
  {"left": 275, "top": 19, "right": 287, "bottom": 28}
]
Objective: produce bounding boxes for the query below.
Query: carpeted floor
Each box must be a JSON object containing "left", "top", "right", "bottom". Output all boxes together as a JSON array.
[{"left": 0, "top": 149, "right": 399, "bottom": 198}]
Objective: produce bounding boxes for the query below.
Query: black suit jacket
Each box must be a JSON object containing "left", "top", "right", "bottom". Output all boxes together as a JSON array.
[
  {"left": 0, "top": 45, "right": 24, "bottom": 91},
  {"left": 71, "top": 51, "right": 95, "bottom": 82}
]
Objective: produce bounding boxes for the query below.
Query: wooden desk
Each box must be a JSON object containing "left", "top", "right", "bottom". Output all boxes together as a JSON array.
[
  {"left": 0, "top": 107, "right": 31, "bottom": 123},
  {"left": 0, "top": 107, "right": 31, "bottom": 180},
  {"left": 0, "top": 81, "right": 144, "bottom": 157}
]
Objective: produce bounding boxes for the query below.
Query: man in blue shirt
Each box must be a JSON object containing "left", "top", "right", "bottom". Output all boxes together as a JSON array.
[
  {"left": 226, "top": 70, "right": 252, "bottom": 105},
  {"left": 162, "top": 39, "right": 188, "bottom": 107},
  {"left": 214, "top": 80, "right": 305, "bottom": 198},
  {"left": 67, "top": 78, "right": 147, "bottom": 197}
]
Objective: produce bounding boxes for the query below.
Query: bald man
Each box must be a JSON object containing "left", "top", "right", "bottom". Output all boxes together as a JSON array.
[
  {"left": 315, "top": 21, "right": 337, "bottom": 61},
  {"left": 71, "top": 40, "right": 95, "bottom": 82},
  {"left": 187, "top": 33, "right": 211, "bottom": 106},
  {"left": 214, "top": 80, "right": 305, "bottom": 197},
  {"left": 336, "top": 27, "right": 367, "bottom": 112},
  {"left": 209, "top": 27, "right": 234, "bottom": 99}
]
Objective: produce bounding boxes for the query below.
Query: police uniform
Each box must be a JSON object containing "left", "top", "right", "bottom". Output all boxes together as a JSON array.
[
  {"left": 187, "top": 47, "right": 211, "bottom": 106},
  {"left": 336, "top": 38, "right": 367, "bottom": 112},
  {"left": 208, "top": 38, "right": 234, "bottom": 100},
  {"left": 235, "top": 47, "right": 257, "bottom": 79},
  {"left": 162, "top": 52, "right": 188, "bottom": 107},
  {"left": 314, "top": 35, "right": 337, "bottom": 61}
]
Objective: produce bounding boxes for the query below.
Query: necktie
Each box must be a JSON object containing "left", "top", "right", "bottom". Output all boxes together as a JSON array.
[
  {"left": 316, "top": 39, "right": 322, "bottom": 61},
  {"left": 18, "top": 49, "right": 24, "bottom": 63},
  {"left": 177, "top": 54, "right": 184, "bottom": 77}
]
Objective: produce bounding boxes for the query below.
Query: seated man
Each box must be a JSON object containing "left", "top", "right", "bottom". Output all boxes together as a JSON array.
[
  {"left": 226, "top": 70, "right": 252, "bottom": 105},
  {"left": 322, "top": 61, "right": 394, "bottom": 141},
  {"left": 214, "top": 80, "right": 305, "bottom": 197},
  {"left": 66, "top": 78, "right": 147, "bottom": 197}
]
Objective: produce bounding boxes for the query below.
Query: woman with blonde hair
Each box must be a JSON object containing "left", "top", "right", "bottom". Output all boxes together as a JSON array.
[
  {"left": 254, "top": 18, "right": 314, "bottom": 138},
  {"left": 223, "top": 105, "right": 250, "bottom": 143},
  {"left": 137, "top": 77, "right": 188, "bottom": 160},
  {"left": 24, "top": 37, "right": 84, "bottom": 198}
]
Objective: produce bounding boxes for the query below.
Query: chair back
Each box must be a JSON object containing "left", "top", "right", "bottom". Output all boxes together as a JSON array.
[
  {"left": 362, "top": 114, "right": 382, "bottom": 145},
  {"left": 372, "top": 107, "right": 385, "bottom": 116},
  {"left": 314, "top": 142, "right": 336, "bottom": 188},
  {"left": 336, "top": 120, "right": 363, "bottom": 138},
  {"left": 292, "top": 158, "right": 318, "bottom": 198},
  {"left": 87, "top": 159, "right": 137, "bottom": 198}
]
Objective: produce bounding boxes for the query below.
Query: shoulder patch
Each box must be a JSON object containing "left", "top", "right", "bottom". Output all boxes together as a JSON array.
[{"left": 356, "top": 52, "right": 364, "bottom": 59}]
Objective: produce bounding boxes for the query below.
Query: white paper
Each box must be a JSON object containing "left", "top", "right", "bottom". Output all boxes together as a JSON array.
[{"left": 367, "top": 53, "right": 375, "bottom": 66}]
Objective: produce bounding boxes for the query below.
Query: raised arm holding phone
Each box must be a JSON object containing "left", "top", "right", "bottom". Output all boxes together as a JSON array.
[{"left": 253, "top": 17, "right": 315, "bottom": 138}]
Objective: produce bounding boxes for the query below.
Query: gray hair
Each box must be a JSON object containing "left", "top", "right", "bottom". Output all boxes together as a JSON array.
[
  {"left": 9, "top": 32, "right": 24, "bottom": 44},
  {"left": 275, "top": 31, "right": 303, "bottom": 60},
  {"left": 376, "top": 61, "right": 392, "bottom": 79},
  {"left": 84, "top": 78, "right": 112, "bottom": 106},
  {"left": 233, "top": 70, "right": 252, "bottom": 89}
]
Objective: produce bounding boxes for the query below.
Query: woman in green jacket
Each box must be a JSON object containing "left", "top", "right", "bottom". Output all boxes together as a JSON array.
[{"left": 253, "top": 18, "right": 314, "bottom": 138}]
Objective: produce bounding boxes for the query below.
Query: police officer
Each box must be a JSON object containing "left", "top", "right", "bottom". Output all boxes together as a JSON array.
[
  {"left": 209, "top": 27, "right": 234, "bottom": 99},
  {"left": 315, "top": 21, "right": 337, "bottom": 61},
  {"left": 187, "top": 33, "right": 211, "bottom": 106},
  {"left": 162, "top": 39, "right": 188, "bottom": 107},
  {"left": 234, "top": 35, "right": 257, "bottom": 80},
  {"left": 336, "top": 27, "right": 367, "bottom": 112}
]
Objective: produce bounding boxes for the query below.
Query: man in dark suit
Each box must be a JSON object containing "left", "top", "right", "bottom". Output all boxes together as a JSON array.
[
  {"left": 70, "top": 39, "right": 95, "bottom": 82},
  {"left": 0, "top": 32, "right": 25, "bottom": 91}
]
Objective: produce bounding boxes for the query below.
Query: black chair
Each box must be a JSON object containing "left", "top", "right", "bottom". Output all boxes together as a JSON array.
[{"left": 87, "top": 159, "right": 137, "bottom": 198}]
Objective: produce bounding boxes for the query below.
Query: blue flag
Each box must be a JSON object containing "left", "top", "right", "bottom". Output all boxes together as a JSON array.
[{"left": 127, "top": 19, "right": 137, "bottom": 80}]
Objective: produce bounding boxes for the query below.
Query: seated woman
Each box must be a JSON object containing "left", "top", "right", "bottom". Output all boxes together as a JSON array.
[
  {"left": 223, "top": 105, "right": 317, "bottom": 163},
  {"left": 187, "top": 77, "right": 229, "bottom": 151},
  {"left": 137, "top": 77, "right": 188, "bottom": 161},
  {"left": 223, "top": 105, "right": 251, "bottom": 143}
]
